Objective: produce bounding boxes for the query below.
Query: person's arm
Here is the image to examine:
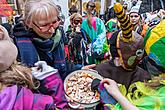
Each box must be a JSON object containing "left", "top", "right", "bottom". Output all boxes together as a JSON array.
[
  {"left": 101, "top": 79, "right": 139, "bottom": 110},
  {"left": 112, "top": 90, "right": 139, "bottom": 110},
  {"left": 32, "top": 61, "right": 68, "bottom": 110},
  {"left": 92, "top": 18, "right": 107, "bottom": 54}
]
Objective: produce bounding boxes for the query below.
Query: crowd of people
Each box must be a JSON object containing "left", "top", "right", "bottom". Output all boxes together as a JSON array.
[{"left": 0, "top": 0, "right": 165, "bottom": 110}]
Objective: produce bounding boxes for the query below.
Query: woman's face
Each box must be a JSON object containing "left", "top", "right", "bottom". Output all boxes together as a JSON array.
[
  {"left": 72, "top": 18, "right": 82, "bottom": 28},
  {"left": 86, "top": 2, "right": 96, "bottom": 15},
  {"left": 31, "top": 10, "right": 59, "bottom": 39},
  {"left": 130, "top": 12, "right": 140, "bottom": 25}
]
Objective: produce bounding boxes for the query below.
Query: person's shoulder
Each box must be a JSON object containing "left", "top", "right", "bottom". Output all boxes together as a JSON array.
[
  {"left": 95, "top": 61, "right": 113, "bottom": 70},
  {"left": 82, "top": 18, "right": 88, "bottom": 22},
  {"left": 96, "top": 17, "right": 104, "bottom": 22},
  {"left": 13, "top": 21, "right": 29, "bottom": 37},
  {"left": 135, "top": 66, "right": 151, "bottom": 79}
]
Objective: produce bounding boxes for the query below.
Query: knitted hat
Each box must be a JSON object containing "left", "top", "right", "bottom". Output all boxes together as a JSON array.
[
  {"left": 129, "top": 1, "right": 142, "bottom": 14},
  {"left": 130, "top": 5, "right": 140, "bottom": 14},
  {"left": 0, "top": 25, "right": 18, "bottom": 72}
]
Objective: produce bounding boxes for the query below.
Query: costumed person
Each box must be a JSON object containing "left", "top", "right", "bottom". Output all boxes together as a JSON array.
[
  {"left": 13, "top": 0, "right": 80, "bottom": 80},
  {"left": 94, "top": 75, "right": 165, "bottom": 110},
  {"left": 63, "top": 5, "right": 78, "bottom": 33},
  {"left": 91, "top": 18, "right": 165, "bottom": 110},
  {"left": 145, "top": 9, "right": 165, "bottom": 29},
  {"left": 81, "top": 1, "right": 109, "bottom": 64},
  {"left": 88, "top": 3, "right": 151, "bottom": 109},
  {"left": 129, "top": 1, "right": 148, "bottom": 38},
  {"left": 0, "top": 25, "right": 68, "bottom": 110},
  {"left": 105, "top": 0, "right": 131, "bottom": 43},
  {"left": 105, "top": 19, "right": 120, "bottom": 45},
  {"left": 140, "top": 19, "right": 165, "bottom": 75},
  {"left": 65, "top": 13, "right": 91, "bottom": 66},
  {"left": 93, "top": 2, "right": 151, "bottom": 90}
]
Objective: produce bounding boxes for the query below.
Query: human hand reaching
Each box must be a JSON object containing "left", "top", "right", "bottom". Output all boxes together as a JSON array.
[
  {"left": 101, "top": 80, "right": 139, "bottom": 110},
  {"left": 101, "top": 78, "right": 121, "bottom": 98},
  {"left": 32, "top": 61, "right": 58, "bottom": 80}
]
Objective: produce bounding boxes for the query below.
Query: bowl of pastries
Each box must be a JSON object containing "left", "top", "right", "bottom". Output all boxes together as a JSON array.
[{"left": 64, "top": 69, "right": 103, "bottom": 109}]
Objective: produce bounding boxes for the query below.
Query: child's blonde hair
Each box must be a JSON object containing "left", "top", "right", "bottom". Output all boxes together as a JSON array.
[
  {"left": 0, "top": 62, "right": 39, "bottom": 90},
  {"left": 23, "top": 0, "right": 59, "bottom": 27}
]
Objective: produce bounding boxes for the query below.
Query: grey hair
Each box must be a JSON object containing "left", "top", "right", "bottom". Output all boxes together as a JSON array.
[{"left": 23, "top": 0, "right": 59, "bottom": 26}]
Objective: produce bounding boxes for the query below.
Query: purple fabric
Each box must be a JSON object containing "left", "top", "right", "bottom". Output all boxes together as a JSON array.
[
  {"left": 14, "top": 73, "right": 68, "bottom": 110},
  {"left": 98, "top": 83, "right": 117, "bottom": 110},
  {"left": 0, "top": 85, "right": 17, "bottom": 110},
  {"left": 43, "top": 73, "right": 68, "bottom": 110},
  {"left": 0, "top": 73, "right": 68, "bottom": 110},
  {"left": 104, "top": 106, "right": 111, "bottom": 110},
  {"left": 13, "top": 87, "right": 55, "bottom": 110}
]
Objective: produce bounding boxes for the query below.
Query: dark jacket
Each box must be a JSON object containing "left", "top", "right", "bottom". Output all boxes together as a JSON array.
[{"left": 94, "top": 61, "right": 151, "bottom": 89}]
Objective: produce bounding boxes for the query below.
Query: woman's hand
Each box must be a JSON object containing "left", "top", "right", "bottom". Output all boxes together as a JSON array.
[
  {"left": 101, "top": 78, "right": 139, "bottom": 110},
  {"left": 32, "top": 61, "right": 58, "bottom": 80},
  {"left": 101, "top": 78, "right": 121, "bottom": 97}
]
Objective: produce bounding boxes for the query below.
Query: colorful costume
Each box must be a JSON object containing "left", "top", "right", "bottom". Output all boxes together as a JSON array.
[
  {"left": 94, "top": 2, "right": 150, "bottom": 90},
  {"left": 106, "top": 19, "right": 120, "bottom": 44},
  {"left": 65, "top": 13, "right": 91, "bottom": 66},
  {"left": 0, "top": 73, "right": 68, "bottom": 110},
  {"left": 95, "top": 3, "right": 165, "bottom": 110},
  {"left": 143, "top": 19, "right": 165, "bottom": 75},
  {"left": 81, "top": 17, "right": 109, "bottom": 64},
  {"left": 111, "top": 3, "right": 145, "bottom": 70},
  {"left": 65, "top": 26, "right": 91, "bottom": 65},
  {"left": 104, "top": 80, "right": 165, "bottom": 110}
]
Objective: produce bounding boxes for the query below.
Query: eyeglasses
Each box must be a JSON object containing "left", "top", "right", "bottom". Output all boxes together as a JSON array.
[
  {"left": 130, "top": 15, "right": 139, "bottom": 18},
  {"left": 73, "top": 19, "right": 82, "bottom": 25},
  {"left": 87, "top": 4, "right": 95, "bottom": 9},
  {"left": 33, "top": 20, "right": 57, "bottom": 32},
  {"left": 89, "top": 5, "right": 95, "bottom": 8}
]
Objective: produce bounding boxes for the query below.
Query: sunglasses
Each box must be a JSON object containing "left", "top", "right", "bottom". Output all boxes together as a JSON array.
[
  {"left": 89, "top": 5, "right": 95, "bottom": 8},
  {"left": 73, "top": 19, "right": 82, "bottom": 25},
  {"left": 130, "top": 15, "right": 139, "bottom": 18},
  {"left": 87, "top": 4, "right": 95, "bottom": 9}
]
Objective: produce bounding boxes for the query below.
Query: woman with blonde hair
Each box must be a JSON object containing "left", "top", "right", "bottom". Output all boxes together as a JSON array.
[
  {"left": 13, "top": 0, "right": 79, "bottom": 80},
  {"left": 81, "top": 1, "right": 109, "bottom": 64},
  {"left": 0, "top": 25, "right": 68, "bottom": 109},
  {"left": 65, "top": 13, "right": 91, "bottom": 66}
]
